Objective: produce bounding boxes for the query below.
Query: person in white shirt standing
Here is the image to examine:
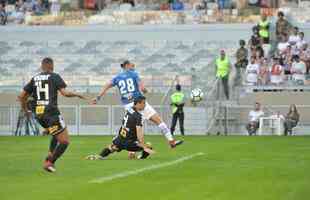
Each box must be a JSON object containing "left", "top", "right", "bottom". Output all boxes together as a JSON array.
[
  {"left": 245, "top": 56, "right": 260, "bottom": 86},
  {"left": 288, "top": 27, "right": 300, "bottom": 45},
  {"left": 291, "top": 55, "right": 306, "bottom": 85},
  {"left": 297, "top": 32, "right": 307, "bottom": 50},
  {"left": 277, "top": 34, "right": 289, "bottom": 55},
  {"left": 246, "top": 102, "right": 264, "bottom": 136},
  {"left": 288, "top": 27, "right": 300, "bottom": 56}
]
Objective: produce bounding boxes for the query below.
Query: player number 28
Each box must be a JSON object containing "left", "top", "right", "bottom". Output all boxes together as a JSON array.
[{"left": 118, "top": 78, "right": 135, "bottom": 94}]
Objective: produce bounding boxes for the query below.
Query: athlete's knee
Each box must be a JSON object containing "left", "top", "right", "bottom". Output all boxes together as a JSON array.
[
  {"left": 150, "top": 114, "right": 162, "bottom": 125},
  {"left": 56, "top": 132, "right": 70, "bottom": 144}
]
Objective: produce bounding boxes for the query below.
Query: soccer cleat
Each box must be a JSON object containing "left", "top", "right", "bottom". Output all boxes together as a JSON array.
[
  {"left": 85, "top": 154, "right": 104, "bottom": 160},
  {"left": 138, "top": 151, "right": 150, "bottom": 159},
  {"left": 43, "top": 160, "right": 56, "bottom": 173},
  {"left": 169, "top": 140, "right": 184, "bottom": 148}
]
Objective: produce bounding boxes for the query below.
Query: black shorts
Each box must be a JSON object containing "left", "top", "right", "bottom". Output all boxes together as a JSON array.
[
  {"left": 112, "top": 136, "right": 143, "bottom": 152},
  {"left": 262, "top": 37, "right": 270, "bottom": 44},
  {"left": 36, "top": 114, "right": 66, "bottom": 136}
]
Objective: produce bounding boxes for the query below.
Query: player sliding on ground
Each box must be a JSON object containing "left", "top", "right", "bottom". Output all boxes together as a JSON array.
[
  {"left": 18, "top": 57, "right": 87, "bottom": 173},
  {"left": 91, "top": 60, "right": 183, "bottom": 148},
  {"left": 86, "top": 96, "right": 155, "bottom": 160}
]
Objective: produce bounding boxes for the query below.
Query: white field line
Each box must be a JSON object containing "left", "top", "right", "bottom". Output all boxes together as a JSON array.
[{"left": 89, "top": 152, "right": 205, "bottom": 184}]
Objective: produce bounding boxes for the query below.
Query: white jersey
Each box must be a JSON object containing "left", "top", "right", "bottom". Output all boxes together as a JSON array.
[
  {"left": 288, "top": 35, "right": 300, "bottom": 45},
  {"left": 246, "top": 63, "right": 260, "bottom": 85},
  {"left": 249, "top": 110, "right": 264, "bottom": 122},
  {"left": 124, "top": 101, "right": 156, "bottom": 121}
]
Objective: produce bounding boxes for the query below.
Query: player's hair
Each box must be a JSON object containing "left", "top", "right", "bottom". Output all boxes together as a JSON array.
[
  {"left": 121, "top": 60, "right": 130, "bottom": 68},
  {"left": 42, "top": 57, "right": 53, "bottom": 66},
  {"left": 134, "top": 96, "right": 146, "bottom": 105},
  {"left": 176, "top": 84, "right": 181, "bottom": 91}
]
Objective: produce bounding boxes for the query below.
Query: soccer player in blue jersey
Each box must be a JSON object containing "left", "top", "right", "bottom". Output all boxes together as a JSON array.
[{"left": 91, "top": 60, "right": 183, "bottom": 148}]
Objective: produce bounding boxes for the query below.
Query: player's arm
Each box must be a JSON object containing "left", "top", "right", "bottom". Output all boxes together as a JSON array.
[
  {"left": 55, "top": 74, "right": 86, "bottom": 99},
  {"left": 91, "top": 82, "right": 113, "bottom": 104},
  {"left": 18, "top": 90, "right": 30, "bottom": 113},
  {"left": 136, "top": 126, "right": 154, "bottom": 154},
  {"left": 59, "top": 88, "right": 86, "bottom": 99}
]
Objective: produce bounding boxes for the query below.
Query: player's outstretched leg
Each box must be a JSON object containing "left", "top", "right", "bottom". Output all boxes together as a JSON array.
[
  {"left": 86, "top": 145, "right": 117, "bottom": 160},
  {"left": 150, "top": 113, "right": 183, "bottom": 148},
  {"left": 44, "top": 129, "right": 70, "bottom": 173}
]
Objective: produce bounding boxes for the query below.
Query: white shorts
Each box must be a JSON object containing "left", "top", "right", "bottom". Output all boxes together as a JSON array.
[{"left": 124, "top": 101, "right": 157, "bottom": 120}]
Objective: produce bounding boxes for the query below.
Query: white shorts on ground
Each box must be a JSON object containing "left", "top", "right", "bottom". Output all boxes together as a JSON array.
[{"left": 124, "top": 101, "right": 157, "bottom": 120}]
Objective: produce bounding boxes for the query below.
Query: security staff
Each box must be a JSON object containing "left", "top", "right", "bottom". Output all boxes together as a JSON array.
[
  {"left": 216, "top": 49, "right": 230, "bottom": 100},
  {"left": 170, "top": 84, "right": 185, "bottom": 135},
  {"left": 258, "top": 14, "right": 270, "bottom": 44}
]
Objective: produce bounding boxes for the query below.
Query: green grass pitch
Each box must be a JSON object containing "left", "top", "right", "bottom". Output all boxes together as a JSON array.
[{"left": 1, "top": 135, "right": 310, "bottom": 200}]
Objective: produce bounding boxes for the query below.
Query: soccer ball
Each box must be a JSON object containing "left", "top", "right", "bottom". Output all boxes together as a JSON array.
[{"left": 190, "top": 88, "right": 203, "bottom": 102}]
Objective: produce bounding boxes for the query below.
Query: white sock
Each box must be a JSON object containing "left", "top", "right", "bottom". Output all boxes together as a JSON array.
[{"left": 158, "top": 122, "right": 174, "bottom": 141}]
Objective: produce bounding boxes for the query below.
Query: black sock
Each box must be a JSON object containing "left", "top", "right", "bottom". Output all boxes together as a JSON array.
[
  {"left": 46, "top": 136, "right": 58, "bottom": 161},
  {"left": 50, "top": 142, "right": 69, "bottom": 163},
  {"left": 100, "top": 148, "right": 112, "bottom": 158},
  {"left": 139, "top": 151, "right": 150, "bottom": 159},
  {"left": 49, "top": 136, "right": 58, "bottom": 152}
]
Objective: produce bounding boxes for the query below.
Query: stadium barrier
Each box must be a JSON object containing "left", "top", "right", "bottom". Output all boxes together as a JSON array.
[{"left": 1, "top": 104, "right": 309, "bottom": 136}]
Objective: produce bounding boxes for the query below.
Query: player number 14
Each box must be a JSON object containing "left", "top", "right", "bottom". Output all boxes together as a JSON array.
[{"left": 35, "top": 81, "right": 49, "bottom": 100}]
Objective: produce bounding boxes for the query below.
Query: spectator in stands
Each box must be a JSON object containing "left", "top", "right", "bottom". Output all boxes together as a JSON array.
[
  {"left": 11, "top": 0, "right": 26, "bottom": 24},
  {"left": 96, "top": 0, "right": 106, "bottom": 10},
  {"left": 123, "top": 0, "right": 135, "bottom": 7},
  {"left": 0, "top": 2, "right": 7, "bottom": 25},
  {"left": 33, "top": 0, "right": 46, "bottom": 15},
  {"left": 291, "top": 55, "right": 306, "bottom": 85},
  {"left": 258, "top": 58, "right": 269, "bottom": 85},
  {"left": 297, "top": 32, "right": 307, "bottom": 50},
  {"left": 217, "top": 0, "right": 225, "bottom": 10},
  {"left": 284, "top": 104, "right": 299, "bottom": 136},
  {"left": 255, "top": 46, "right": 265, "bottom": 61},
  {"left": 249, "top": 26, "right": 262, "bottom": 52},
  {"left": 288, "top": 27, "right": 301, "bottom": 56},
  {"left": 276, "top": 11, "right": 291, "bottom": 41},
  {"left": 24, "top": 0, "right": 34, "bottom": 12},
  {"left": 246, "top": 102, "right": 264, "bottom": 136},
  {"left": 281, "top": 45, "right": 293, "bottom": 77},
  {"left": 288, "top": 27, "right": 300, "bottom": 45},
  {"left": 270, "top": 57, "right": 283, "bottom": 85},
  {"left": 171, "top": 0, "right": 184, "bottom": 11},
  {"left": 245, "top": 56, "right": 260, "bottom": 86},
  {"left": 216, "top": 49, "right": 230, "bottom": 100},
  {"left": 300, "top": 43, "right": 310, "bottom": 74},
  {"left": 258, "top": 14, "right": 270, "bottom": 44},
  {"left": 234, "top": 39, "right": 248, "bottom": 86},
  {"left": 277, "top": 34, "right": 289, "bottom": 55}
]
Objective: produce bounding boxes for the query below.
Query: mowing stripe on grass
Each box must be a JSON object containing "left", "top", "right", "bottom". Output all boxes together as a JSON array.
[{"left": 89, "top": 152, "right": 205, "bottom": 184}]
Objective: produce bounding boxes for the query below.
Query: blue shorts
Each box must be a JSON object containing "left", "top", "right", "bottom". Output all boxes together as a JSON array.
[{"left": 218, "top": 0, "right": 225, "bottom": 9}]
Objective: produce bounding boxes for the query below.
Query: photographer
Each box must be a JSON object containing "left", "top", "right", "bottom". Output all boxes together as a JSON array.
[{"left": 15, "top": 99, "right": 40, "bottom": 136}]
